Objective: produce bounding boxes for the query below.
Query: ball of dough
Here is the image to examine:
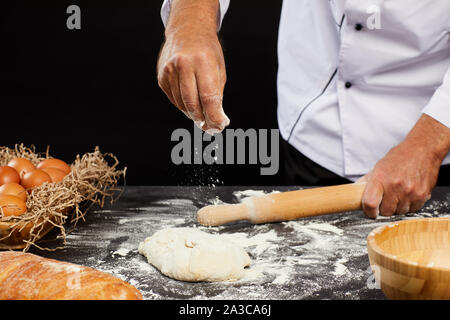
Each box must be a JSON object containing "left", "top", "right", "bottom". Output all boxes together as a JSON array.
[{"left": 138, "top": 228, "right": 251, "bottom": 282}]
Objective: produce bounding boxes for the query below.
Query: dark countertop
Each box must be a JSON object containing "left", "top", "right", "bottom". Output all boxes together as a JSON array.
[{"left": 30, "top": 186, "right": 450, "bottom": 300}]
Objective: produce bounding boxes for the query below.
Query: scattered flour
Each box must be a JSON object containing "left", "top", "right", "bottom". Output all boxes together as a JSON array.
[
  {"left": 332, "top": 258, "right": 349, "bottom": 277},
  {"left": 153, "top": 198, "right": 197, "bottom": 206},
  {"left": 214, "top": 218, "right": 352, "bottom": 288},
  {"left": 112, "top": 248, "right": 131, "bottom": 257},
  {"left": 64, "top": 187, "right": 450, "bottom": 300},
  {"left": 214, "top": 189, "right": 353, "bottom": 287}
]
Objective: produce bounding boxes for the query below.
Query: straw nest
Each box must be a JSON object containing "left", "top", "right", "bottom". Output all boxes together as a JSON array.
[{"left": 0, "top": 144, "right": 126, "bottom": 251}]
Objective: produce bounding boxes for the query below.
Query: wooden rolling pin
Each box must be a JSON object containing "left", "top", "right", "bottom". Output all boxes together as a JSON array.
[{"left": 197, "top": 182, "right": 367, "bottom": 226}]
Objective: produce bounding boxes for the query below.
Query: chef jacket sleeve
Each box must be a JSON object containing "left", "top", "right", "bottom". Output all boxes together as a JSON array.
[
  {"left": 161, "top": 0, "right": 230, "bottom": 30},
  {"left": 422, "top": 66, "right": 450, "bottom": 128}
]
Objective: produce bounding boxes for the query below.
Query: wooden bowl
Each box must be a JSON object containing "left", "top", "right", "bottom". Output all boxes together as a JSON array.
[{"left": 367, "top": 218, "right": 450, "bottom": 299}]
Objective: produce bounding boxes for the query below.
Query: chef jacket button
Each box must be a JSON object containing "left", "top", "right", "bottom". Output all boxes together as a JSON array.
[
  {"left": 345, "top": 82, "right": 352, "bottom": 89},
  {"left": 355, "top": 23, "right": 363, "bottom": 31}
]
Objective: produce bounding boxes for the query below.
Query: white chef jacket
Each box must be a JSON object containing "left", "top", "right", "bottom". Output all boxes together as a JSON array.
[{"left": 161, "top": 0, "right": 450, "bottom": 181}]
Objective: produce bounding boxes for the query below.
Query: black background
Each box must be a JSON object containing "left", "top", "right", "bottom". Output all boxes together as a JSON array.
[
  {"left": 1, "top": 1, "right": 448, "bottom": 186},
  {"left": 1, "top": 0, "right": 282, "bottom": 186}
]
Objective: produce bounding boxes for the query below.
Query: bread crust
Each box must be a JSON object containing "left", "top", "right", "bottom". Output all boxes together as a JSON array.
[{"left": 0, "top": 251, "right": 142, "bottom": 300}]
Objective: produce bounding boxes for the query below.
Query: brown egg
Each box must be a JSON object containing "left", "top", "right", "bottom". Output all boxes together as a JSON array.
[
  {"left": 7, "top": 158, "right": 36, "bottom": 178},
  {"left": 0, "top": 182, "right": 27, "bottom": 202},
  {"left": 0, "top": 195, "right": 27, "bottom": 216},
  {"left": 41, "top": 167, "right": 67, "bottom": 183},
  {"left": 21, "top": 169, "right": 52, "bottom": 190},
  {"left": 37, "top": 158, "right": 71, "bottom": 175},
  {"left": 0, "top": 166, "right": 20, "bottom": 186}
]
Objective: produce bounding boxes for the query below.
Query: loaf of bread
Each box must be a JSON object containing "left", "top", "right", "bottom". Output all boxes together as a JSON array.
[{"left": 0, "top": 251, "right": 142, "bottom": 300}]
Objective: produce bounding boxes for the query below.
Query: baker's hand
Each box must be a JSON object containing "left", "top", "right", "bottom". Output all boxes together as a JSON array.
[
  {"left": 157, "top": 0, "right": 229, "bottom": 134},
  {"left": 359, "top": 114, "right": 450, "bottom": 218}
]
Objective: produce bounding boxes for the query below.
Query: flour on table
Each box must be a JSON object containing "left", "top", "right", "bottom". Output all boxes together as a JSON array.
[
  {"left": 229, "top": 221, "right": 349, "bottom": 284},
  {"left": 138, "top": 227, "right": 251, "bottom": 282},
  {"left": 64, "top": 187, "right": 450, "bottom": 300},
  {"left": 217, "top": 189, "right": 352, "bottom": 286},
  {"left": 112, "top": 248, "right": 131, "bottom": 257},
  {"left": 332, "top": 257, "right": 349, "bottom": 276}
]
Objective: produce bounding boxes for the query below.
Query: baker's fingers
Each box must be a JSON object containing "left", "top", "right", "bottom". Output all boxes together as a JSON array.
[
  {"left": 414, "top": 194, "right": 432, "bottom": 213},
  {"left": 157, "top": 60, "right": 181, "bottom": 108},
  {"left": 157, "top": 74, "right": 177, "bottom": 108},
  {"left": 168, "top": 71, "right": 189, "bottom": 113},
  {"left": 158, "top": 66, "right": 194, "bottom": 122},
  {"left": 396, "top": 201, "right": 411, "bottom": 215},
  {"left": 409, "top": 201, "right": 426, "bottom": 213},
  {"left": 393, "top": 192, "right": 429, "bottom": 215},
  {"left": 166, "top": 86, "right": 192, "bottom": 119},
  {"left": 362, "top": 179, "right": 384, "bottom": 219},
  {"left": 195, "top": 68, "right": 229, "bottom": 134},
  {"left": 179, "top": 68, "right": 206, "bottom": 125},
  {"left": 379, "top": 192, "right": 399, "bottom": 217}
]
